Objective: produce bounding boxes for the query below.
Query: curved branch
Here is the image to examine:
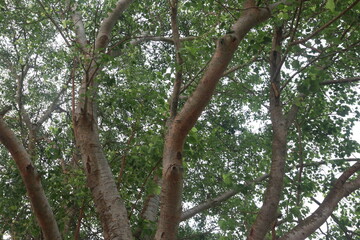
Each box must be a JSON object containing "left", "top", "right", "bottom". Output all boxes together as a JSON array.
[
  {"left": 95, "top": 0, "right": 134, "bottom": 51},
  {"left": 0, "top": 118, "right": 62, "bottom": 240},
  {"left": 311, "top": 197, "right": 352, "bottom": 239},
  {"left": 279, "top": 161, "right": 360, "bottom": 240},
  {"left": 173, "top": 5, "right": 272, "bottom": 139},
  {"left": 155, "top": 1, "right": 279, "bottom": 239}
]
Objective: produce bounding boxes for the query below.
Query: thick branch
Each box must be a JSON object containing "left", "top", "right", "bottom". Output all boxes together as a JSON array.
[
  {"left": 155, "top": 1, "right": 277, "bottom": 239},
  {"left": 279, "top": 161, "right": 360, "bottom": 240},
  {"left": 311, "top": 197, "right": 352, "bottom": 239},
  {"left": 173, "top": 5, "right": 272, "bottom": 140},
  {"left": 72, "top": 1, "right": 134, "bottom": 239},
  {"left": 141, "top": 179, "right": 162, "bottom": 222},
  {"left": 71, "top": 12, "right": 88, "bottom": 52},
  {"left": 95, "top": 0, "right": 134, "bottom": 51},
  {"left": 248, "top": 25, "right": 288, "bottom": 240},
  {"left": 0, "top": 118, "right": 62, "bottom": 240}
]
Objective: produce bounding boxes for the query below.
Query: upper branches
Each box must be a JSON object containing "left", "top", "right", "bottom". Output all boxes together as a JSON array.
[
  {"left": 169, "top": 0, "right": 184, "bottom": 119},
  {"left": 95, "top": 0, "right": 134, "bottom": 51},
  {"left": 171, "top": 0, "right": 280, "bottom": 140},
  {"left": 72, "top": 12, "right": 88, "bottom": 53},
  {"left": 290, "top": 0, "right": 360, "bottom": 46}
]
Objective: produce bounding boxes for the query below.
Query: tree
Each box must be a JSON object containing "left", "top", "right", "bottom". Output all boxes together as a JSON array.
[{"left": 0, "top": 0, "right": 359, "bottom": 239}]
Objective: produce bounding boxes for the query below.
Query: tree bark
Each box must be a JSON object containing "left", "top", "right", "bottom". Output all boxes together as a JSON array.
[
  {"left": 74, "top": 110, "right": 133, "bottom": 239},
  {"left": 0, "top": 118, "right": 62, "bottom": 240},
  {"left": 72, "top": 0, "right": 134, "bottom": 239},
  {"left": 279, "top": 161, "right": 360, "bottom": 240},
  {"left": 248, "top": 25, "right": 300, "bottom": 240},
  {"left": 133, "top": 182, "right": 161, "bottom": 240},
  {"left": 154, "top": 1, "right": 278, "bottom": 239}
]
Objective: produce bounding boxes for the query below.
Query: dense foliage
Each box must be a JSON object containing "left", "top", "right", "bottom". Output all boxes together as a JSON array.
[{"left": 0, "top": 0, "right": 359, "bottom": 239}]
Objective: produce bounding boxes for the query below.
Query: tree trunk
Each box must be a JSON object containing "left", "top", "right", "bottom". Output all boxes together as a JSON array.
[
  {"left": 73, "top": 66, "right": 133, "bottom": 240},
  {"left": 71, "top": 1, "right": 134, "bottom": 239}
]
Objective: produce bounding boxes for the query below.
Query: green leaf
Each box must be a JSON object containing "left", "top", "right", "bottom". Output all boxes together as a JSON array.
[
  {"left": 325, "top": 0, "right": 335, "bottom": 12},
  {"left": 291, "top": 59, "right": 300, "bottom": 69},
  {"left": 218, "top": 219, "right": 227, "bottom": 230},
  {"left": 222, "top": 173, "right": 232, "bottom": 185}
]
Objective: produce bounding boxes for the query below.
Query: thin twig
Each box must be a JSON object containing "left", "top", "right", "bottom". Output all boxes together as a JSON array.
[
  {"left": 180, "top": 59, "right": 211, "bottom": 93},
  {"left": 36, "top": 0, "right": 72, "bottom": 48},
  {"left": 214, "top": 0, "right": 237, "bottom": 20},
  {"left": 320, "top": 77, "right": 360, "bottom": 85},
  {"left": 281, "top": 40, "right": 360, "bottom": 90},
  {"left": 290, "top": 0, "right": 360, "bottom": 46},
  {"left": 117, "top": 124, "right": 137, "bottom": 188},
  {"left": 222, "top": 54, "right": 259, "bottom": 76}
]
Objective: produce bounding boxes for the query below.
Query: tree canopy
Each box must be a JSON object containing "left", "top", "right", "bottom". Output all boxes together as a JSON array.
[{"left": 0, "top": 0, "right": 359, "bottom": 239}]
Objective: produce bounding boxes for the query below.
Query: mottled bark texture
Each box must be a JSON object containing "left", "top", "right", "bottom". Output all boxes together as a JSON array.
[
  {"left": 72, "top": 0, "right": 134, "bottom": 239},
  {"left": 74, "top": 92, "right": 133, "bottom": 240},
  {"left": 154, "top": 1, "right": 276, "bottom": 239},
  {"left": 0, "top": 118, "right": 62, "bottom": 240}
]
